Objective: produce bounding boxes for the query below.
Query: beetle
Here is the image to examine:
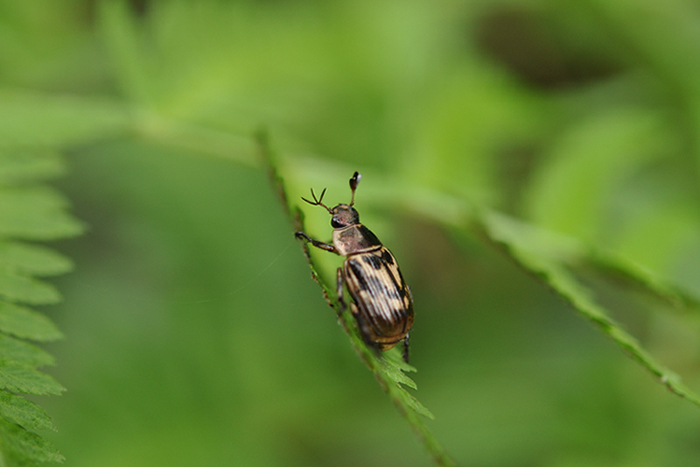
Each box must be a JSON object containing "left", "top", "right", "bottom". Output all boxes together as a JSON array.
[{"left": 295, "top": 172, "right": 414, "bottom": 362}]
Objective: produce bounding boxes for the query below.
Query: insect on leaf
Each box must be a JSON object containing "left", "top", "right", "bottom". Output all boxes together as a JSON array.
[{"left": 258, "top": 133, "right": 455, "bottom": 467}]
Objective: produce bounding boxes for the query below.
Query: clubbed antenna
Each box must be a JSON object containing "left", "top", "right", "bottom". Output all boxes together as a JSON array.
[
  {"left": 349, "top": 172, "right": 361, "bottom": 206},
  {"left": 301, "top": 187, "right": 333, "bottom": 214}
]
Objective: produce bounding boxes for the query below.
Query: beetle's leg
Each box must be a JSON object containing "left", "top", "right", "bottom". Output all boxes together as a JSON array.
[
  {"left": 294, "top": 231, "right": 338, "bottom": 254},
  {"left": 335, "top": 267, "right": 346, "bottom": 314},
  {"left": 402, "top": 333, "right": 410, "bottom": 364}
]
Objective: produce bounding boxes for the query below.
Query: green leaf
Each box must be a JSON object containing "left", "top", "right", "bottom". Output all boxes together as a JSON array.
[
  {"left": 0, "top": 149, "right": 65, "bottom": 185},
  {"left": 381, "top": 357, "right": 419, "bottom": 391},
  {"left": 0, "top": 87, "right": 130, "bottom": 147},
  {"left": 0, "top": 186, "right": 85, "bottom": 241},
  {"left": 0, "top": 107, "right": 77, "bottom": 462},
  {"left": 97, "top": 0, "right": 153, "bottom": 108},
  {"left": 523, "top": 108, "right": 676, "bottom": 242},
  {"left": 0, "top": 335, "right": 53, "bottom": 368},
  {"left": 400, "top": 391, "right": 435, "bottom": 420},
  {"left": 0, "top": 242, "right": 73, "bottom": 277},
  {"left": 588, "top": 247, "right": 700, "bottom": 311},
  {"left": 0, "top": 417, "right": 64, "bottom": 465},
  {"left": 0, "top": 301, "right": 63, "bottom": 342},
  {"left": 0, "top": 360, "right": 64, "bottom": 396},
  {"left": 480, "top": 210, "right": 700, "bottom": 408},
  {"left": 0, "top": 391, "right": 56, "bottom": 432},
  {"left": 0, "top": 272, "right": 61, "bottom": 306}
]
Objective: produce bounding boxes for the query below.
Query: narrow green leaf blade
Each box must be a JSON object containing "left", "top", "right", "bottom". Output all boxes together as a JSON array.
[
  {"left": 0, "top": 186, "right": 85, "bottom": 241},
  {"left": 0, "top": 334, "right": 54, "bottom": 367},
  {"left": 0, "top": 360, "right": 64, "bottom": 395},
  {"left": 587, "top": 249, "right": 700, "bottom": 311},
  {"left": 0, "top": 242, "right": 73, "bottom": 277},
  {"left": 0, "top": 271, "right": 61, "bottom": 305},
  {"left": 0, "top": 417, "right": 64, "bottom": 464},
  {"left": 399, "top": 390, "right": 435, "bottom": 420},
  {"left": 0, "top": 149, "right": 65, "bottom": 185},
  {"left": 0, "top": 302, "right": 63, "bottom": 342},
  {"left": 0, "top": 390, "right": 56, "bottom": 432},
  {"left": 380, "top": 356, "right": 418, "bottom": 390}
]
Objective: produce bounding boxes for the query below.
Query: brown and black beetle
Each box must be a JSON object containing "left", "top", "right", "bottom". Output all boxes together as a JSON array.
[{"left": 295, "top": 172, "right": 414, "bottom": 362}]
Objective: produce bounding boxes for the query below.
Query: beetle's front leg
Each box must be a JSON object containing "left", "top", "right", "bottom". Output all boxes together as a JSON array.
[{"left": 295, "top": 231, "right": 338, "bottom": 254}]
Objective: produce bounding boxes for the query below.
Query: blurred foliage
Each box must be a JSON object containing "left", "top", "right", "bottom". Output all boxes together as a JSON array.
[
  {"left": 0, "top": 151, "right": 83, "bottom": 464},
  {"left": 1, "top": 0, "right": 700, "bottom": 466}
]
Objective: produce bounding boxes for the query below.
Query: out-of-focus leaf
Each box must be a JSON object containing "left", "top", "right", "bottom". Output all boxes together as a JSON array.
[
  {"left": 0, "top": 296, "right": 63, "bottom": 342},
  {"left": 481, "top": 210, "right": 700, "bottom": 408},
  {"left": 0, "top": 186, "right": 85, "bottom": 240},
  {"left": 413, "top": 66, "right": 546, "bottom": 207},
  {"left": 0, "top": 88, "right": 131, "bottom": 147},
  {"left": 0, "top": 90, "right": 77, "bottom": 462},
  {"left": 612, "top": 201, "right": 700, "bottom": 275},
  {"left": 0, "top": 242, "right": 73, "bottom": 277},
  {"left": 0, "top": 272, "right": 61, "bottom": 306},
  {"left": 97, "top": 1, "right": 152, "bottom": 108},
  {"left": 0, "top": 150, "right": 65, "bottom": 185},
  {"left": 523, "top": 109, "right": 678, "bottom": 242}
]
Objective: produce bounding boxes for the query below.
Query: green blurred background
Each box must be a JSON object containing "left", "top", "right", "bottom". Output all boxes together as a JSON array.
[{"left": 2, "top": 0, "right": 700, "bottom": 465}]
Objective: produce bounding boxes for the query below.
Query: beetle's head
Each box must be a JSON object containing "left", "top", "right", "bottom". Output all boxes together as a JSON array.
[
  {"left": 330, "top": 204, "right": 359, "bottom": 228},
  {"left": 301, "top": 171, "right": 362, "bottom": 229}
]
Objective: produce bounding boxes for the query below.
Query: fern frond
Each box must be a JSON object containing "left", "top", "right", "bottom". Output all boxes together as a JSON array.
[{"left": 0, "top": 149, "right": 84, "bottom": 465}]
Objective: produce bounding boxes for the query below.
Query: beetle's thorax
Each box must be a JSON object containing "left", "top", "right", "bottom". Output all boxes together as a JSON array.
[{"left": 332, "top": 224, "right": 382, "bottom": 256}]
